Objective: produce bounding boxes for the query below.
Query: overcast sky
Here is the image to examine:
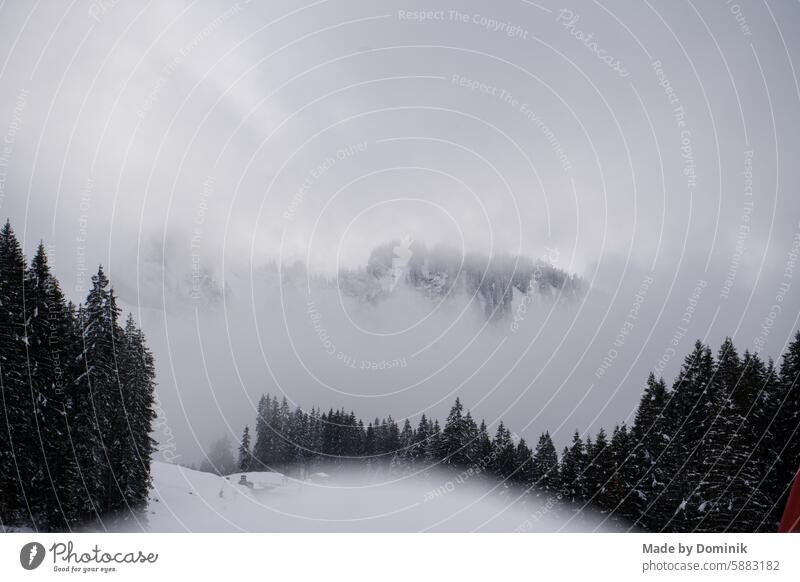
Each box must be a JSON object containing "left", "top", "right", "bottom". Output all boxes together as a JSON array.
[{"left": 1, "top": 0, "right": 799, "bottom": 461}]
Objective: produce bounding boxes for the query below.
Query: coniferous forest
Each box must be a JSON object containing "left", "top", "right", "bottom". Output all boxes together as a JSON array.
[
  {"left": 236, "top": 334, "right": 800, "bottom": 533},
  {"left": 0, "top": 221, "right": 156, "bottom": 531},
  {"left": 1, "top": 216, "right": 798, "bottom": 533}
]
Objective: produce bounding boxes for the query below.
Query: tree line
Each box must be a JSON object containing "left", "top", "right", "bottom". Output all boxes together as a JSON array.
[
  {"left": 233, "top": 334, "right": 800, "bottom": 532},
  {"left": 0, "top": 221, "right": 157, "bottom": 531}
]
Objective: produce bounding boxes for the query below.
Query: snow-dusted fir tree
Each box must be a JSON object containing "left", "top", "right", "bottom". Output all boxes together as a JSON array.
[
  {"left": 118, "top": 314, "right": 157, "bottom": 511},
  {"left": 238, "top": 425, "right": 252, "bottom": 472},
  {"left": 531, "top": 432, "right": 560, "bottom": 495},
  {"left": 474, "top": 420, "right": 493, "bottom": 469},
  {"left": 440, "top": 398, "right": 473, "bottom": 466},
  {"left": 605, "top": 424, "right": 635, "bottom": 518},
  {"left": 658, "top": 341, "right": 715, "bottom": 531},
  {"left": 514, "top": 438, "right": 535, "bottom": 485},
  {"left": 628, "top": 374, "right": 670, "bottom": 530},
  {"left": 765, "top": 332, "right": 800, "bottom": 528},
  {"left": 252, "top": 394, "right": 272, "bottom": 469},
  {"left": 24, "top": 243, "right": 79, "bottom": 529},
  {"left": 0, "top": 221, "right": 32, "bottom": 527},
  {"left": 81, "top": 266, "right": 128, "bottom": 515},
  {"left": 584, "top": 428, "right": 613, "bottom": 506},
  {"left": 490, "top": 422, "right": 517, "bottom": 479},
  {"left": 559, "top": 431, "right": 587, "bottom": 503}
]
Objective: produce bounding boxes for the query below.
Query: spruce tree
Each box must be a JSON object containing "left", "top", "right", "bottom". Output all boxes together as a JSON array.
[
  {"left": 252, "top": 395, "right": 272, "bottom": 468},
  {"left": 81, "top": 267, "right": 127, "bottom": 515},
  {"left": 118, "top": 314, "right": 157, "bottom": 511},
  {"left": 530, "top": 432, "right": 560, "bottom": 495},
  {"left": 69, "top": 303, "right": 105, "bottom": 523},
  {"left": 413, "top": 414, "right": 430, "bottom": 463},
  {"left": 490, "top": 422, "right": 516, "bottom": 479},
  {"left": 0, "top": 221, "right": 32, "bottom": 526},
  {"left": 238, "top": 425, "right": 252, "bottom": 472},
  {"left": 657, "top": 341, "right": 714, "bottom": 531},
  {"left": 559, "top": 431, "right": 587, "bottom": 503},
  {"left": 606, "top": 424, "right": 635, "bottom": 520},
  {"left": 629, "top": 374, "right": 671, "bottom": 530},
  {"left": 426, "top": 419, "right": 442, "bottom": 463},
  {"left": 474, "top": 420, "right": 493, "bottom": 470},
  {"left": 584, "top": 428, "right": 613, "bottom": 508},
  {"left": 514, "top": 438, "right": 535, "bottom": 486},
  {"left": 24, "top": 243, "right": 78, "bottom": 529},
  {"left": 440, "top": 398, "right": 469, "bottom": 466},
  {"left": 765, "top": 332, "right": 800, "bottom": 529},
  {"left": 399, "top": 419, "right": 414, "bottom": 465}
]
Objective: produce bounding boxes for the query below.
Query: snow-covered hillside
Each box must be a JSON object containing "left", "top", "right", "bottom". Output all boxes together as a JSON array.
[{"left": 112, "top": 462, "right": 615, "bottom": 532}]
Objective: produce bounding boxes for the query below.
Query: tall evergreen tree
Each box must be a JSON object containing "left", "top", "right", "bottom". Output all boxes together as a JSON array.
[
  {"left": 606, "top": 424, "right": 635, "bottom": 519},
  {"left": 24, "top": 243, "right": 78, "bottom": 529},
  {"left": 69, "top": 303, "right": 104, "bottom": 523},
  {"left": 629, "top": 374, "right": 671, "bottom": 530},
  {"left": 426, "top": 419, "right": 442, "bottom": 463},
  {"left": 238, "top": 425, "right": 252, "bottom": 472},
  {"left": 530, "top": 432, "right": 560, "bottom": 495},
  {"left": 474, "top": 420, "right": 493, "bottom": 470},
  {"left": 252, "top": 395, "right": 271, "bottom": 468},
  {"left": 440, "top": 398, "right": 471, "bottom": 466},
  {"left": 81, "top": 267, "right": 127, "bottom": 515},
  {"left": 412, "top": 414, "right": 431, "bottom": 463},
  {"left": 764, "top": 332, "right": 800, "bottom": 529},
  {"left": 559, "top": 431, "right": 587, "bottom": 503},
  {"left": 584, "top": 428, "right": 613, "bottom": 507},
  {"left": 657, "top": 341, "right": 714, "bottom": 530},
  {"left": 118, "top": 314, "right": 157, "bottom": 511},
  {"left": 514, "top": 438, "right": 535, "bottom": 486},
  {"left": 490, "top": 422, "right": 516, "bottom": 479},
  {"left": 0, "top": 221, "right": 32, "bottom": 527}
]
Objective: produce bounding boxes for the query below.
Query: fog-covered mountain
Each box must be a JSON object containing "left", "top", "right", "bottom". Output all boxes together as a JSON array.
[
  {"left": 124, "top": 237, "right": 584, "bottom": 321},
  {"left": 337, "top": 241, "right": 584, "bottom": 318}
]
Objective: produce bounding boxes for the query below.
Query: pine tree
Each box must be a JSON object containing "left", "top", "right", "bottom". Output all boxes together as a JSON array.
[
  {"left": 530, "top": 432, "right": 560, "bottom": 495},
  {"left": 81, "top": 267, "right": 127, "bottom": 516},
  {"left": 474, "top": 420, "right": 493, "bottom": 471},
  {"left": 252, "top": 395, "right": 272, "bottom": 468},
  {"left": 629, "top": 374, "right": 671, "bottom": 530},
  {"left": 737, "top": 352, "right": 778, "bottom": 532},
  {"left": 238, "top": 425, "right": 252, "bottom": 472},
  {"left": 399, "top": 419, "right": 414, "bottom": 466},
  {"left": 606, "top": 424, "right": 635, "bottom": 519},
  {"left": 584, "top": 428, "right": 613, "bottom": 508},
  {"left": 426, "top": 419, "right": 442, "bottom": 463},
  {"left": 657, "top": 341, "right": 714, "bottom": 531},
  {"left": 764, "top": 332, "right": 800, "bottom": 529},
  {"left": 490, "top": 422, "right": 516, "bottom": 479},
  {"left": 0, "top": 221, "right": 32, "bottom": 527},
  {"left": 514, "top": 438, "right": 535, "bottom": 486},
  {"left": 559, "top": 431, "right": 587, "bottom": 503},
  {"left": 463, "top": 411, "right": 479, "bottom": 466},
  {"left": 384, "top": 416, "right": 400, "bottom": 457},
  {"left": 24, "top": 243, "right": 78, "bottom": 529},
  {"left": 440, "top": 398, "right": 470, "bottom": 466},
  {"left": 413, "top": 414, "right": 430, "bottom": 463},
  {"left": 69, "top": 303, "right": 104, "bottom": 523},
  {"left": 118, "top": 314, "right": 157, "bottom": 511}
]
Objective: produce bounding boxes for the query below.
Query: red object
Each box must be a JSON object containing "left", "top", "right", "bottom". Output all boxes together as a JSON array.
[{"left": 779, "top": 469, "right": 800, "bottom": 532}]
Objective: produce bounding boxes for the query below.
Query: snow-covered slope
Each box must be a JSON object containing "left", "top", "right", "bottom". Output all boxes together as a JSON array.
[{"left": 112, "top": 462, "right": 616, "bottom": 532}]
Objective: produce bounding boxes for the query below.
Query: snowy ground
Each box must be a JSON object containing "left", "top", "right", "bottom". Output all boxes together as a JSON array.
[{"left": 108, "top": 462, "right": 616, "bottom": 532}]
